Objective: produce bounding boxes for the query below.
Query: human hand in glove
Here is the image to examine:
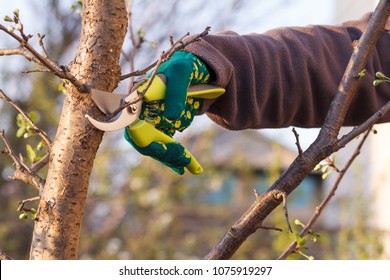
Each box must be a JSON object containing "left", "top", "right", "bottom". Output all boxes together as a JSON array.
[{"left": 124, "top": 51, "right": 211, "bottom": 175}]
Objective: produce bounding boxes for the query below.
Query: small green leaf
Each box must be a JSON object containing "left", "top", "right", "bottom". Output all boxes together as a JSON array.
[
  {"left": 309, "top": 231, "right": 320, "bottom": 242},
  {"left": 26, "top": 144, "right": 36, "bottom": 163},
  {"left": 314, "top": 164, "right": 321, "bottom": 171},
  {"left": 28, "top": 111, "right": 36, "bottom": 122},
  {"left": 295, "top": 234, "right": 308, "bottom": 247},
  {"left": 294, "top": 219, "right": 305, "bottom": 228},
  {"left": 23, "top": 129, "right": 34, "bottom": 139},
  {"left": 19, "top": 212, "right": 28, "bottom": 220},
  {"left": 16, "top": 113, "right": 25, "bottom": 127},
  {"left": 30, "top": 208, "right": 37, "bottom": 219},
  {"left": 358, "top": 69, "right": 366, "bottom": 78},
  {"left": 16, "top": 127, "right": 26, "bottom": 138},
  {"left": 322, "top": 171, "right": 331, "bottom": 180},
  {"left": 37, "top": 140, "right": 45, "bottom": 151}
]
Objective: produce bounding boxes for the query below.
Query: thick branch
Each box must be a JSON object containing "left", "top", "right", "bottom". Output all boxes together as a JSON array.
[{"left": 206, "top": 0, "right": 390, "bottom": 260}]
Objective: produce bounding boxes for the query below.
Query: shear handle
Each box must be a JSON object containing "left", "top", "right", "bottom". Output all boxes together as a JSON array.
[{"left": 127, "top": 120, "right": 203, "bottom": 175}]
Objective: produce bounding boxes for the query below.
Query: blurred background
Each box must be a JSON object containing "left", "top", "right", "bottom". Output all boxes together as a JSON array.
[{"left": 1, "top": 0, "right": 389, "bottom": 259}]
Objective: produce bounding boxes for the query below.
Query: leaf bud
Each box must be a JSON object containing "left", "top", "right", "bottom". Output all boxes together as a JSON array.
[
  {"left": 375, "top": 72, "right": 386, "bottom": 79},
  {"left": 4, "top": 15, "right": 13, "bottom": 22},
  {"left": 7, "top": 25, "right": 14, "bottom": 32},
  {"left": 13, "top": 8, "right": 20, "bottom": 18}
]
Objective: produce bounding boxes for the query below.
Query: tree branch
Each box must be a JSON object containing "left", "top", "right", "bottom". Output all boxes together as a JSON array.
[
  {"left": 205, "top": 0, "right": 390, "bottom": 260},
  {"left": 0, "top": 47, "right": 42, "bottom": 64},
  {"left": 120, "top": 26, "right": 211, "bottom": 80},
  {"left": 0, "top": 89, "right": 52, "bottom": 147},
  {"left": 0, "top": 130, "right": 45, "bottom": 191},
  {"left": 278, "top": 128, "right": 372, "bottom": 259},
  {"left": 0, "top": 24, "right": 87, "bottom": 93}
]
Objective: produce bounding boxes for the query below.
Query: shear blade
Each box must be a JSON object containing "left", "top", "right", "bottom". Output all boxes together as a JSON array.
[
  {"left": 91, "top": 89, "right": 126, "bottom": 115},
  {"left": 85, "top": 111, "right": 133, "bottom": 132}
]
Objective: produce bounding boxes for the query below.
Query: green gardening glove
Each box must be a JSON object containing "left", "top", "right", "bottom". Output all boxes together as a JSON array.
[{"left": 124, "top": 51, "right": 210, "bottom": 175}]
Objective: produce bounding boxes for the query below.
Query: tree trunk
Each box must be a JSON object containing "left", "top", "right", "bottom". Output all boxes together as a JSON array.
[{"left": 29, "top": 0, "right": 128, "bottom": 259}]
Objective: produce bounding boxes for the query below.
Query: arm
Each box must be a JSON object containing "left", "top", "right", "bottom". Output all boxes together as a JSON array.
[{"left": 185, "top": 13, "right": 390, "bottom": 129}]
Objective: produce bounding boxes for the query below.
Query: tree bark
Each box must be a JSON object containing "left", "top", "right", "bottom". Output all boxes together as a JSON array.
[{"left": 29, "top": 0, "right": 128, "bottom": 259}]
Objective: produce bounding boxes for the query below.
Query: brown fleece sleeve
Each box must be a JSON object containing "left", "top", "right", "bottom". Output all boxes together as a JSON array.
[{"left": 185, "top": 13, "right": 390, "bottom": 130}]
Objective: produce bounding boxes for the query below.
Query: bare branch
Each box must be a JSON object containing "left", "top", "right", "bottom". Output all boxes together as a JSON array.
[
  {"left": 0, "top": 24, "right": 87, "bottom": 93},
  {"left": 292, "top": 128, "right": 303, "bottom": 157},
  {"left": 120, "top": 26, "right": 211, "bottom": 80},
  {"left": 0, "top": 130, "right": 45, "bottom": 191},
  {"left": 258, "top": 225, "right": 283, "bottom": 232},
  {"left": 30, "top": 153, "right": 50, "bottom": 173},
  {"left": 0, "top": 47, "right": 42, "bottom": 64},
  {"left": 336, "top": 99, "right": 390, "bottom": 148},
  {"left": 17, "top": 196, "right": 40, "bottom": 212},
  {"left": 37, "top": 33, "right": 49, "bottom": 58},
  {"left": 278, "top": 128, "right": 372, "bottom": 259}
]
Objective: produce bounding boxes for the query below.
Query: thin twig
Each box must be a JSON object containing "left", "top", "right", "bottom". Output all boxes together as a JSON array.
[
  {"left": 105, "top": 28, "right": 211, "bottom": 120},
  {"left": 292, "top": 128, "right": 303, "bottom": 157},
  {"left": 21, "top": 69, "right": 52, "bottom": 74},
  {"left": 0, "top": 24, "right": 87, "bottom": 92},
  {"left": 30, "top": 153, "right": 50, "bottom": 173},
  {"left": 105, "top": 51, "right": 166, "bottom": 120},
  {"left": 17, "top": 196, "right": 41, "bottom": 212},
  {"left": 0, "top": 47, "right": 42, "bottom": 64},
  {"left": 278, "top": 128, "right": 372, "bottom": 260},
  {"left": 0, "top": 130, "right": 45, "bottom": 191},
  {"left": 275, "top": 191, "right": 293, "bottom": 233},
  {"left": 37, "top": 33, "right": 49, "bottom": 58},
  {"left": 258, "top": 225, "right": 283, "bottom": 232},
  {"left": 0, "top": 89, "right": 52, "bottom": 146},
  {"left": 120, "top": 26, "right": 211, "bottom": 81}
]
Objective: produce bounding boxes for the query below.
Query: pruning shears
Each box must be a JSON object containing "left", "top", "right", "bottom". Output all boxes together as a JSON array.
[{"left": 85, "top": 74, "right": 225, "bottom": 174}]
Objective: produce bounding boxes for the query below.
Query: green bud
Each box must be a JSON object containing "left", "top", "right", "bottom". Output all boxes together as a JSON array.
[
  {"left": 375, "top": 72, "right": 387, "bottom": 79},
  {"left": 4, "top": 15, "right": 13, "bottom": 22},
  {"left": 19, "top": 212, "right": 28, "bottom": 220},
  {"left": 358, "top": 69, "right": 366, "bottom": 78},
  {"left": 13, "top": 8, "right": 19, "bottom": 18},
  {"left": 15, "top": 23, "right": 22, "bottom": 31},
  {"left": 373, "top": 80, "right": 383, "bottom": 86}
]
